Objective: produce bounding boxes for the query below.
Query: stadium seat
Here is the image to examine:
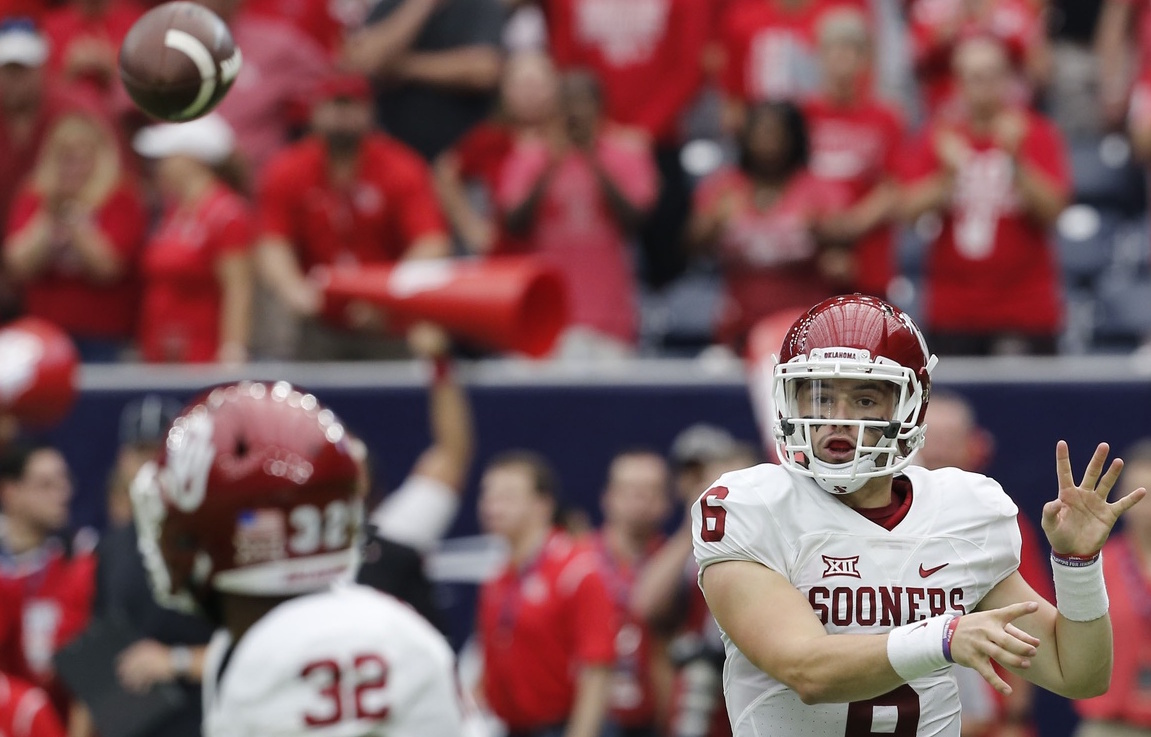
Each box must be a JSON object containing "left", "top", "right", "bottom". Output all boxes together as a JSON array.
[
  {"left": 1054, "top": 205, "right": 1120, "bottom": 288},
  {"left": 1067, "top": 134, "right": 1147, "bottom": 215},
  {"left": 1093, "top": 272, "right": 1151, "bottom": 349},
  {"left": 639, "top": 269, "right": 723, "bottom": 355}
]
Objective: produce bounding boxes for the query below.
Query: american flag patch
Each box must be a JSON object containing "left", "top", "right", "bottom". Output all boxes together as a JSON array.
[{"left": 234, "top": 509, "right": 287, "bottom": 565}]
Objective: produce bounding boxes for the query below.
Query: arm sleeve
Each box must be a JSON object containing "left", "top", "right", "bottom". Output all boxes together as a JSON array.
[
  {"left": 495, "top": 142, "right": 551, "bottom": 211},
  {"left": 691, "top": 471, "right": 793, "bottom": 578},
  {"left": 369, "top": 475, "right": 460, "bottom": 554},
  {"left": 211, "top": 204, "right": 255, "bottom": 258},
  {"left": 597, "top": 137, "right": 660, "bottom": 211}
]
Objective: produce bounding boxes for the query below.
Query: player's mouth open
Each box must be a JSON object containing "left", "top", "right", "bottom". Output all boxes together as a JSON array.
[{"left": 823, "top": 438, "right": 855, "bottom": 460}]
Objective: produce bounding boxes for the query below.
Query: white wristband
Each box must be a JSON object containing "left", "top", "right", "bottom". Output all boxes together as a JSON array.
[
  {"left": 1051, "top": 552, "right": 1109, "bottom": 622},
  {"left": 886, "top": 614, "right": 957, "bottom": 682}
]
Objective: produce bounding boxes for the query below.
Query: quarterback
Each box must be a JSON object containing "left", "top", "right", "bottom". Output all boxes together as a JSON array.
[
  {"left": 693, "top": 295, "right": 1147, "bottom": 736},
  {"left": 130, "top": 381, "right": 474, "bottom": 737}
]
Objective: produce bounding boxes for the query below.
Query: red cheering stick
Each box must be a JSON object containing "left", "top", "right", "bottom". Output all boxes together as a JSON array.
[{"left": 314, "top": 257, "right": 569, "bottom": 358}]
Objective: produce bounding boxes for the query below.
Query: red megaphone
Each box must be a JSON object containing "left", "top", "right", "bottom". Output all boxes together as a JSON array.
[
  {"left": 0, "top": 317, "right": 80, "bottom": 428},
  {"left": 315, "top": 257, "right": 568, "bottom": 358}
]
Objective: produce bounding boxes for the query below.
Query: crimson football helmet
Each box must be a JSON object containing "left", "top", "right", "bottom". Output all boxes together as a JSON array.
[
  {"left": 132, "top": 381, "right": 360, "bottom": 614},
  {"left": 771, "top": 295, "right": 938, "bottom": 494}
]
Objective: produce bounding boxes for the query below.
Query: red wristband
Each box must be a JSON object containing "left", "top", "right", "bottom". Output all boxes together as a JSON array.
[
  {"left": 942, "top": 615, "right": 960, "bottom": 663},
  {"left": 1051, "top": 550, "right": 1101, "bottom": 568}
]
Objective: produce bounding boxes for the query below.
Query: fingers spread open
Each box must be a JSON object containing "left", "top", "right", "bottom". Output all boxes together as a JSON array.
[
  {"left": 1003, "top": 623, "right": 1041, "bottom": 649},
  {"left": 1095, "top": 458, "right": 1124, "bottom": 499},
  {"left": 1055, "top": 440, "right": 1074, "bottom": 490},
  {"left": 1079, "top": 442, "right": 1110, "bottom": 491},
  {"left": 974, "top": 660, "right": 1013, "bottom": 696}
]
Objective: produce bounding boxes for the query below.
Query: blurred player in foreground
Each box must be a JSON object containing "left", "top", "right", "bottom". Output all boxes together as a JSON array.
[
  {"left": 131, "top": 381, "right": 475, "bottom": 737},
  {"left": 693, "top": 294, "right": 1147, "bottom": 736}
]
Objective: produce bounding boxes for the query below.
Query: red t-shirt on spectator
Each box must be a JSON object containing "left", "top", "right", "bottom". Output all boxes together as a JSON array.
[
  {"left": 802, "top": 95, "right": 904, "bottom": 297},
  {"left": 496, "top": 130, "right": 658, "bottom": 343},
  {"left": 719, "top": 0, "right": 869, "bottom": 102},
  {"left": 478, "top": 531, "right": 619, "bottom": 732},
  {"left": 259, "top": 135, "right": 446, "bottom": 272},
  {"left": 0, "top": 536, "right": 95, "bottom": 722},
  {"left": 693, "top": 166, "right": 851, "bottom": 345},
  {"left": 5, "top": 182, "right": 145, "bottom": 339},
  {"left": 902, "top": 110, "right": 1069, "bottom": 336},
  {"left": 544, "top": 0, "right": 710, "bottom": 144},
  {"left": 0, "top": 673, "right": 66, "bottom": 737},
  {"left": 589, "top": 532, "right": 663, "bottom": 729},
  {"left": 139, "top": 184, "right": 253, "bottom": 363},
  {"left": 908, "top": 0, "right": 1042, "bottom": 116}
]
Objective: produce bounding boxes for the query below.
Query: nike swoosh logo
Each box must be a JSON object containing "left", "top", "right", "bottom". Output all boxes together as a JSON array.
[{"left": 919, "top": 562, "right": 949, "bottom": 578}]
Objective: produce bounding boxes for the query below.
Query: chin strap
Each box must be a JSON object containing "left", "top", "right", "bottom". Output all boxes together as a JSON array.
[{"left": 808, "top": 454, "right": 879, "bottom": 494}]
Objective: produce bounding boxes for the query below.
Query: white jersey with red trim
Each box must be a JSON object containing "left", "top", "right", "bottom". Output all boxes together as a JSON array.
[
  {"left": 202, "top": 584, "right": 473, "bottom": 737},
  {"left": 691, "top": 463, "right": 1022, "bottom": 737}
]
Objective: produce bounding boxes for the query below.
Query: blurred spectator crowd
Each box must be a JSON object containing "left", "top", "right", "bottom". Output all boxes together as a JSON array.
[{"left": 1, "top": 0, "right": 1151, "bottom": 363}]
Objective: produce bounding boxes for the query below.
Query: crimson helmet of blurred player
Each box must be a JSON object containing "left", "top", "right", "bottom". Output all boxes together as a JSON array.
[
  {"left": 132, "top": 381, "right": 360, "bottom": 616},
  {"left": 0, "top": 317, "right": 79, "bottom": 429},
  {"left": 772, "top": 295, "right": 938, "bottom": 495}
]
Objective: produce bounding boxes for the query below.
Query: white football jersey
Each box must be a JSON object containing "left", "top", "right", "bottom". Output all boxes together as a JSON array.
[
  {"left": 692, "top": 464, "right": 1022, "bottom": 737},
  {"left": 202, "top": 584, "right": 471, "bottom": 737}
]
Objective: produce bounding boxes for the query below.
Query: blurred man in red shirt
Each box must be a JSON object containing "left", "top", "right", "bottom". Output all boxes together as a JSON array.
[
  {"left": 0, "top": 443, "right": 94, "bottom": 728},
  {"left": 802, "top": 7, "right": 904, "bottom": 300},
  {"left": 901, "top": 35, "right": 1069, "bottom": 356},
  {"left": 256, "top": 73, "right": 451, "bottom": 360},
  {"left": 591, "top": 450, "right": 673, "bottom": 737},
  {"left": 477, "top": 451, "right": 618, "bottom": 737},
  {"left": 497, "top": 70, "right": 657, "bottom": 359},
  {"left": 1095, "top": 0, "right": 1151, "bottom": 128}
]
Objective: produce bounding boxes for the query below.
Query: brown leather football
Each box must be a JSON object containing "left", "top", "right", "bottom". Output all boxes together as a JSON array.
[{"left": 118, "top": 1, "right": 242, "bottom": 122}]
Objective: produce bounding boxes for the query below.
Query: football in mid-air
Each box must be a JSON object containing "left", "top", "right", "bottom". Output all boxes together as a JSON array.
[{"left": 118, "top": 1, "right": 242, "bottom": 122}]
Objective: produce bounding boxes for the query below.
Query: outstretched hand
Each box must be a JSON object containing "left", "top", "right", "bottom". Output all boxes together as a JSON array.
[
  {"left": 950, "top": 602, "right": 1041, "bottom": 696},
  {"left": 1042, "top": 441, "right": 1148, "bottom": 556}
]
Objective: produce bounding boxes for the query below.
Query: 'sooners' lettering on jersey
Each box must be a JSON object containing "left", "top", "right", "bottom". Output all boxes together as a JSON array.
[{"left": 808, "top": 585, "right": 966, "bottom": 627}]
